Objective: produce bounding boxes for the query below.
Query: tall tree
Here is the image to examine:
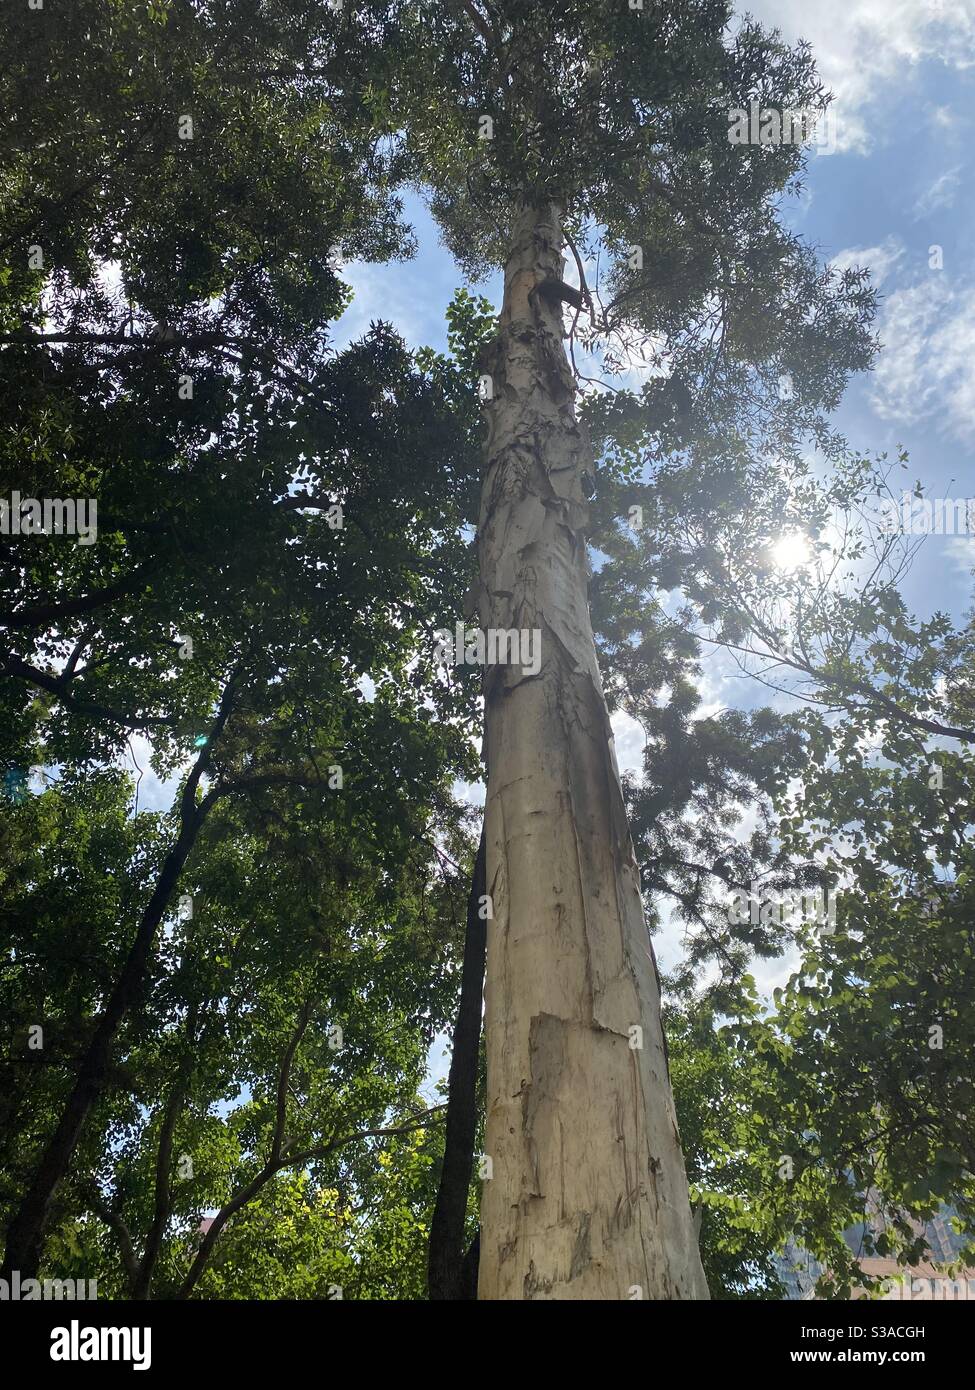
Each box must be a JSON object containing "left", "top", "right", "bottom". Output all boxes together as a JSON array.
[{"left": 382, "top": 0, "right": 874, "bottom": 1297}]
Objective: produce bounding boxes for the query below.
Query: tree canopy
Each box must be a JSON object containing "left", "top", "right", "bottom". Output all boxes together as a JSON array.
[{"left": 1, "top": 0, "right": 971, "bottom": 1301}]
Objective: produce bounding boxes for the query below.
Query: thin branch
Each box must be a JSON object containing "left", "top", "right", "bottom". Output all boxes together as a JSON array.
[
  {"left": 177, "top": 1106, "right": 446, "bottom": 1299},
  {"left": 85, "top": 1189, "right": 139, "bottom": 1293},
  {"left": 1, "top": 651, "right": 180, "bottom": 730},
  {"left": 0, "top": 569, "right": 150, "bottom": 630}
]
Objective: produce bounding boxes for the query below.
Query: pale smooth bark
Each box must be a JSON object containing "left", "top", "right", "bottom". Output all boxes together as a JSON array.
[{"left": 476, "top": 203, "right": 708, "bottom": 1300}]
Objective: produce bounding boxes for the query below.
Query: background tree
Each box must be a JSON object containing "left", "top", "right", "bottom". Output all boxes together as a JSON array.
[
  {"left": 0, "top": 0, "right": 483, "bottom": 1282},
  {"left": 600, "top": 460, "right": 975, "bottom": 1297}
]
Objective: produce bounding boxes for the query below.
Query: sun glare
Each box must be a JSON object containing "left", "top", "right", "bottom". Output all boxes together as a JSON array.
[{"left": 769, "top": 531, "right": 812, "bottom": 572}]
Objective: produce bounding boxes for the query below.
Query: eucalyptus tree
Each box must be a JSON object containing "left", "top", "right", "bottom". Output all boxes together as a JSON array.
[{"left": 376, "top": 0, "right": 875, "bottom": 1298}]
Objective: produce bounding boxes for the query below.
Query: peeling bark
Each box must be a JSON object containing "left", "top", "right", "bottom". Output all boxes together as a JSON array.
[{"left": 476, "top": 203, "right": 708, "bottom": 1300}]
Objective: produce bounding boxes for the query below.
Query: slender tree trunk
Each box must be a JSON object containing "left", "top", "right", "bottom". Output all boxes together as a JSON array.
[
  {"left": 475, "top": 202, "right": 708, "bottom": 1300},
  {"left": 132, "top": 1025, "right": 197, "bottom": 1299},
  {"left": 1, "top": 789, "right": 216, "bottom": 1281},
  {"left": 1, "top": 673, "right": 241, "bottom": 1280},
  {"left": 428, "top": 827, "right": 486, "bottom": 1300}
]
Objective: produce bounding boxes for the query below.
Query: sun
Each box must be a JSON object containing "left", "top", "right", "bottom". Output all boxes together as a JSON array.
[{"left": 769, "top": 531, "right": 812, "bottom": 571}]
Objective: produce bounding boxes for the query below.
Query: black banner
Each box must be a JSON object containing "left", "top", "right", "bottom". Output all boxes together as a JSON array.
[{"left": 0, "top": 1297, "right": 966, "bottom": 1375}]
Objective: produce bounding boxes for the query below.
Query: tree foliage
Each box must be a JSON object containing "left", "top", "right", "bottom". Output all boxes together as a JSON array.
[{"left": 1, "top": 0, "right": 971, "bottom": 1299}]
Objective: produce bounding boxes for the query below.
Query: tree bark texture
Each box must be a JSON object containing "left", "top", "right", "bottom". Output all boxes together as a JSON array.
[{"left": 475, "top": 202, "right": 708, "bottom": 1301}]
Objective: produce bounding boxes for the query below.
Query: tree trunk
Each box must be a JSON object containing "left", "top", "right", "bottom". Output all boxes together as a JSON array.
[
  {"left": 428, "top": 827, "right": 486, "bottom": 1300},
  {"left": 475, "top": 202, "right": 708, "bottom": 1300}
]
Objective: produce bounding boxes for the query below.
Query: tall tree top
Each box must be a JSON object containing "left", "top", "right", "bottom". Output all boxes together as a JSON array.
[{"left": 370, "top": 0, "right": 877, "bottom": 456}]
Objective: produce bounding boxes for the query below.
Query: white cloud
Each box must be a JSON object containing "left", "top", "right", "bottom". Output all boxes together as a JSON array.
[
  {"left": 611, "top": 708, "right": 647, "bottom": 779},
  {"left": 750, "top": 943, "right": 803, "bottom": 1000},
  {"left": 747, "top": 0, "right": 975, "bottom": 152},
  {"left": 870, "top": 275, "right": 975, "bottom": 440},
  {"left": 121, "top": 734, "right": 181, "bottom": 815},
  {"left": 928, "top": 103, "right": 962, "bottom": 131},
  {"left": 947, "top": 533, "right": 975, "bottom": 576},
  {"left": 913, "top": 164, "right": 962, "bottom": 217},
  {"left": 335, "top": 260, "right": 426, "bottom": 350},
  {"left": 830, "top": 237, "right": 904, "bottom": 286}
]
